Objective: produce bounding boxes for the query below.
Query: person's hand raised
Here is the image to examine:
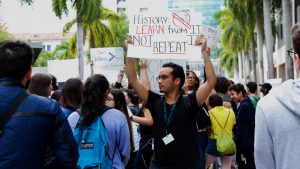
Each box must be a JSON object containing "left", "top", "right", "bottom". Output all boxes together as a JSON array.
[
  {"left": 139, "top": 59, "right": 148, "bottom": 70},
  {"left": 124, "top": 35, "right": 133, "bottom": 52},
  {"left": 195, "top": 34, "right": 210, "bottom": 57}
]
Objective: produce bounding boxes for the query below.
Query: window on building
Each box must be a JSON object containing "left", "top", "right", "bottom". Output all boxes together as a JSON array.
[
  {"left": 117, "top": 8, "right": 126, "bottom": 13},
  {"left": 47, "top": 45, "right": 51, "bottom": 51},
  {"left": 117, "top": 0, "right": 125, "bottom": 4}
]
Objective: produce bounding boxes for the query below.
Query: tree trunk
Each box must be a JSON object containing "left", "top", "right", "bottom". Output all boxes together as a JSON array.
[
  {"left": 244, "top": 51, "right": 251, "bottom": 82},
  {"left": 77, "top": 16, "right": 84, "bottom": 80},
  {"left": 256, "top": 6, "right": 264, "bottom": 84},
  {"left": 234, "top": 64, "right": 239, "bottom": 79},
  {"left": 263, "top": 0, "right": 275, "bottom": 79},
  {"left": 282, "top": 0, "right": 294, "bottom": 80},
  {"left": 251, "top": 37, "right": 257, "bottom": 82},
  {"left": 238, "top": 52, "right": 243, "bottom": 79}
]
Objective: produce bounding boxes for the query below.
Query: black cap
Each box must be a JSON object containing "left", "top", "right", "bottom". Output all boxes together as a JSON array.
[{"left": 259, "top": 83, "right": 272, "bottom": 91}]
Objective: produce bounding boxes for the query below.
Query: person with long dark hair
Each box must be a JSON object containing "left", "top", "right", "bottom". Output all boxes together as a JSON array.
[
  {"left": 81, "top": 74, "right": 131, "bottom": 169},
  {"left": 106, "top": 88, "right": 135, "bottom": 153},
  {"left": 106, "top": 88, "right": 137, "bottom": 169}
]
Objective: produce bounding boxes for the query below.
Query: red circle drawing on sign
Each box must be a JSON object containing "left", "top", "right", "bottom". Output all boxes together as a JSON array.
[{"left": 172, "top": 11, "right": 191, "bottom": 29}]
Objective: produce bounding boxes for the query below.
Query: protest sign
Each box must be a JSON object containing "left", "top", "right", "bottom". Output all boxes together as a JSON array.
[
  {"left": 48, "top": 59, "right": 79, "bottom": 82},
  {"left": 90, "top": 47, "right": 124, "bottom": 71},
  {"left": 144, "top": 59, "right": 186, "bottom": 93},
  {"left": 128, "top": 11, "right": 220, "bottom": 60}
]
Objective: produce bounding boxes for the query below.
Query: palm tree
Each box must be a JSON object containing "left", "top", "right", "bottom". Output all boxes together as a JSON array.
[
  {"left": 52, "top": 0, "right": 103, "bottom": 80},
  {"left": 217, "top": 48, "right": 238, "bottom": 78},
  {"left": 0, "top": 23, "right": 15, "bottom": 42},
  {"left": 235, "top": 0, "right": 257, "bottom": 81},
  {"left": 109, "top": 11, "right": 129, "bottom": 47},
  {"left": 282, "top": 0, "right": 294, "bottom": 79},
  {"left": 52, "top": 40, "right": 75, "bottom": 60},
  {"left": 33, "top": 50, "right": 53, "bottom": 67},
  {"left": 63, "top": 7, "right": 122, "bottom": 60},
  {"left": 255, "top": 1, "right": 265, "bottom": 83},
  {"left": 263, "top": 0, "right": 275, "bottom": 79},
  {"left": 215, "top": 7, "right": 248, "bottom": 80}
]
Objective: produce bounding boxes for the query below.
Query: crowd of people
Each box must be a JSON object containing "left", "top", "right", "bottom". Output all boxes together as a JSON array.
[{"left": 0, "top": 23, "right": 300, "bottom": 169}]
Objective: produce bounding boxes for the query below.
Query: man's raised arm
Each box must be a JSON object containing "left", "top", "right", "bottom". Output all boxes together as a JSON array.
[
  {"left": 195, "top": 35, "right": 216, "bottom": 106},
  {"left": 125, "top": 36, "right": 149, "bottom": 103}
]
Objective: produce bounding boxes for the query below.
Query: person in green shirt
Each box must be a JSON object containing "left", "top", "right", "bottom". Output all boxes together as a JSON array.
[{"left": 246, "top": 82, "right": 260, "bottom": 109}]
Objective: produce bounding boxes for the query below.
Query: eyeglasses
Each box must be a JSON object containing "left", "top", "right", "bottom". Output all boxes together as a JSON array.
[
  {"left": 186, "top": 76, "right": 195, "bottom": 80},
  {"left": 156, "top": 75, "right": 169, "bottom": 81},
  {"left": 287, "top": 48, "right": 297, "bottom": 58}
]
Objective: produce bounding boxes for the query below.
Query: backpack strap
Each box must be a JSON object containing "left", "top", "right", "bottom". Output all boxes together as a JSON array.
[
  {"left": 0, "top": 90, "right": 29, "bottom": 136},
  {"left": 76, "top": 106, "right": 112, "bottom": 144},
  {"left": 210, "top": 109, "right": 230, "bottom": 129}
]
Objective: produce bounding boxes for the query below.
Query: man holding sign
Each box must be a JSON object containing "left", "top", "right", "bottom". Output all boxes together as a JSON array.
[{"left": 125, "top": 35, "right": 216, "bottom": 169}]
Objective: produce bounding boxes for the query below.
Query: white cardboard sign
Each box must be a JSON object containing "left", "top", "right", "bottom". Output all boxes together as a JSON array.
[
  {"left": 145, "top": 59, "right": 186, "bottom": 93},
  {"left": 128, "top": 11, "right": 220, "bottom": 60},
  {"left": 90, "top": 47, "right": 124, "bottom": 71}
]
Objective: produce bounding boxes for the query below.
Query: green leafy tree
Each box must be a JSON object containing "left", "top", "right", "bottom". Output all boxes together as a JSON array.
[
  {"left": 0, "top": 23, "right": 15, "bottom": 42},
  {"left": 64, "top": 7, "right": 121, "bottom": 51},
  {"left": 52, "top": 40, "right": 75, "bottom": 60},
  {"left": 33, "top": 50, "right": 53, "bottom": 67},
  {"left": 109, "top": 11, "right": 129, "bottom": 47},
  {"left": 52, "top": 0, "right": 103, "bottom": 79},
  {"left": 215, "top": 8, "right": 246, "bottom": 79}
]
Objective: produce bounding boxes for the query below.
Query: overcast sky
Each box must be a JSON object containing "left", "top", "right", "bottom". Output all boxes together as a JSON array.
[{"left": 1, "top": 0, "right": 75, "bottom": 33}]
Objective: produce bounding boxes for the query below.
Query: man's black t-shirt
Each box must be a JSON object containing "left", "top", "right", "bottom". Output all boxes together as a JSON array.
[{"left": 146, "top": 90, "right": 199, "bottom": 168}]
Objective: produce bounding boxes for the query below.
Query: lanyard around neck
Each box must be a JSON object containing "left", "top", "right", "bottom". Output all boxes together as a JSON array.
[{"left": 163, "top": 97, "right": 179, "bottom": 126}]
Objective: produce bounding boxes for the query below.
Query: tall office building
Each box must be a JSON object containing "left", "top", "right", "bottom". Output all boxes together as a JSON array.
[{"left": 168, "top": 0, "right": 224, "bottom": 27}]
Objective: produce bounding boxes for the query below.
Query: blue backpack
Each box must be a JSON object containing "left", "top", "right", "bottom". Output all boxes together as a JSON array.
[{"left": 74, "top": 107, "right": 113, "bottom": 169}]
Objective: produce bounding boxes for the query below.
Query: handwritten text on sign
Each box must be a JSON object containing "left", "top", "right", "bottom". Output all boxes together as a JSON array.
[
  {"left": 90, "top": 47, "right": 124, "bottom": 71},
  {"left": 128, "top": 11, "right": 220, "bottom": 60}
]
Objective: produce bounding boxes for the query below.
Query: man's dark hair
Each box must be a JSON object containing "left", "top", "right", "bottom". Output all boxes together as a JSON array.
[
  {"left": 0, "top": 41, "right": 34, "bottom": 81},
  {"left": 28, "top": 73, "right": 52, "bottom": 97},
  {"left": 229, "top": 83, "right": 246, "bottom": 97},
  {"left": 246, "top": 81, "right": 257, "bottom": 94},
  {"left": 162, "top": 62, "right": 185, "bottom": 90},
  {"left": 292, "top": 22, "right": 300, "bottom": 55},
  {"left": 59, "top": 78, "right": 84, "bottom": 110},
  {"left": 81, "top": 74, "right": 109, "bottom": 126},
  {"left": 215, "top": 76, "right": 231, "bottom": 94},
  {"left": 209, "top": 94, "right": 223, "bottom": 108}
]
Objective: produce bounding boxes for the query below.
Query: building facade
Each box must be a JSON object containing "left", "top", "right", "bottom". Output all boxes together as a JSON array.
[
  {"left": 14, "top": 32, "right": 74, "bottom": 52},
  {"left": 273, "top": 0, "right": 300, "bottom": 82}
]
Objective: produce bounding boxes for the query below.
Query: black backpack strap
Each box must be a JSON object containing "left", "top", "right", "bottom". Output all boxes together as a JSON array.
[{"left": 0, "top": 90, "right": 29, "bottom": 136}]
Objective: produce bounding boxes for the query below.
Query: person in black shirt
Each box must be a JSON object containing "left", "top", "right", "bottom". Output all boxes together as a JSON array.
[{"left": 125, "top": 35, "right": 216, "bottom": 169}]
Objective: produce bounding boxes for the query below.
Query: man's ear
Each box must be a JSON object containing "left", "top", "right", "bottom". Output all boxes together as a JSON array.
[
  {"left": 295, "top": 54, "right": 300, "bottom": 69},
  {"left": 21, "top": 66, "right": 32, "bottom": 86},
  {"left": 174, "top": 77, "right": 181, "bottom": 86}
]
